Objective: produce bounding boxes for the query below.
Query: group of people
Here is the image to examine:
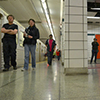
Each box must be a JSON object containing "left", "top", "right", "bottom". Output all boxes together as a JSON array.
[
  {"left": 1, "top": 14, "right": 98, "bottom": 72},
  {"left": 1, "top": 14, "right": 58, "bottom": 71},
  {"left": 1, "top": 15, "right": 40, "bottom": 71}
]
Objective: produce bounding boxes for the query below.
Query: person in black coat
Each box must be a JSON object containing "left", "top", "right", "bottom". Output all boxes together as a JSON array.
[
  {"left": 90, "top": 38, "right": 99, "bottom": 64},
  {"left": 22, "top": 19, "right": 40, "bottom": 71}
]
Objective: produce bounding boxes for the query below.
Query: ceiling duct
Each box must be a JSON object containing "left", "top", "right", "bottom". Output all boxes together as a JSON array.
[
  {"left": 0, "top": 0, "right": 8, "bottom": 1},
  {"left": 18, "top": 20, "right": 41, "bottom": 24},
  {"left": 88, "top": 21, "right": 93, "bottom": 23}
]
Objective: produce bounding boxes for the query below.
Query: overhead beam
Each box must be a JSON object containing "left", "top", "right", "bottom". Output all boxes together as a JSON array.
[{"left": 18, "top": 20, "right": 42, "bottom": 24}]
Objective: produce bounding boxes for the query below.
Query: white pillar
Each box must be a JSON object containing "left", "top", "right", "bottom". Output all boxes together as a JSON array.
[{"left": 64, "top": 0, "right": 88, "bottom": 74}]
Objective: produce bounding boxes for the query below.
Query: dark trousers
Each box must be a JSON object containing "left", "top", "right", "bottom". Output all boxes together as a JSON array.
[
  {"left": 90, "top": 50, "right": 98, "bottom": 63},
  {"left": 3, "top": 39, "right": 17, "bottom": 69},
  {"left": 47, "top": 51, "right": 53, "bottom": 65},
  {"left": 57, "top": 56, "right": 60, "bottom": 61}
]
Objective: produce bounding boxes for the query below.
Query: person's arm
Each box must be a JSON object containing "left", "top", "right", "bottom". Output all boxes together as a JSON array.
[
  {"left": 45, "top": 39, "right": 48, "bottom": 47},
  {"left": 8, "top": 29, "right": 18, "bottom": 35},
  {"left": 92, "top": 42, "right": 93, "bottom": 46},
  {"left": 53, "top": 45, "right": 56, "bottom": 51},
  {"left": 1, "top": 26, "right": 18, "bottom": 35},
  {"left": 33, "top": 29, "right": 40, "bottom": 39},
  {"left": 97, "top": 42, "right": 99, "bottom": 46},
  {"left": 53, "top": 41, "right": 56, "bottom": 50},
  {"left": 1, "top": 28, "right": 11, "bottom": 34}
]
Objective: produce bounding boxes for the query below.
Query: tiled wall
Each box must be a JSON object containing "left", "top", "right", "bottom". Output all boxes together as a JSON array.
[{"left": 64, "top": 0, "right": 87, "bottom": 68}]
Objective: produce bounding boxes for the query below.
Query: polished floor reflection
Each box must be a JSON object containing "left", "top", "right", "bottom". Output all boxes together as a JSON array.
[{"left": 0, "top": 60, "right": 100, "bottom": 100}]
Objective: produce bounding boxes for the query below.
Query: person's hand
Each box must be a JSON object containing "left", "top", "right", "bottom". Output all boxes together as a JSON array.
[
  {"left": 28, "top": 35, "right": 33, "bottom": 39},
  {"left": 23, "top": 33, "right": 26, "bottom": 37}
]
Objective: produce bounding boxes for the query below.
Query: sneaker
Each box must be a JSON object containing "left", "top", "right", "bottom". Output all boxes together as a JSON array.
[
  {"left": 21, "top": 68, "right": 25, "bottom": 71},
  {"left": 94, "top": 62, "right": 97, "bottom": 64},
  {"left": 13, "top": 67, "right": 17, "bottom": 70},
  {"left": 3, "top": 68, "right": 9, "bottom": 72},
  {"left": 47, "top": 64, "right": 49, "bottom": 67},
  {"left": 32, "top": 68, "right": 36, "bottom": 70}
]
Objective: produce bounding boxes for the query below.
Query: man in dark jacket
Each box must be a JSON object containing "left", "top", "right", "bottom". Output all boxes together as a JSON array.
[
  {"left": 45, "top": 34, "right": 56, "bottom": 66},
  {"left": 90, "top": 38, "right": 99, "bottom": 64},
  {"left": 22, "top": 19, "right": 39, "bottom": 71},
  {"left": 1, "top": 15, "right": 18, "bottom": 71}
]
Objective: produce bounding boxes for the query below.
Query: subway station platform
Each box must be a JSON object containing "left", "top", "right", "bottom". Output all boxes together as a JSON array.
[{"left": 0, "top": 60, "right": 100, "bottom": 100}]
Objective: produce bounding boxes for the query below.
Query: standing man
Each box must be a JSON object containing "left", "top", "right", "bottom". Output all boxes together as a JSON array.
[
  {"left": 21, "top": 19, "right": 40, "bottom": 71},
  {"left": 90, "top": 38, "right": 99, "bottom": 64},
  {"left": 1, "top": 15, "right": 18, "bottom": 71},
  {"left": 45, "top": 34, "right": 56, "bottom": 66}
]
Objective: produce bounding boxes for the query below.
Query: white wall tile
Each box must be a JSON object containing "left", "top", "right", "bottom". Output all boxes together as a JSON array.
[
  {"left": 84, "top": 33, "right": 87, "bottom": 40},
  {"left": 70, "top": 33, "right": 83, "bottom": 40},
  {"left": 69, "top": 24, "right": 83, "bottom": 31},
  {"left": 70, "top": 59, "right": 83, "bottom": 68},
  {"left": 84, "top": 8, "right": 87, "bottom": 15},
  {"left": 64, "top": 41, "right": 68, "bottom": 50},
  {"left": 84, "top": 0, "right": 87, "bottom": 7},
  {"left": 65, "top": 0, "right": 68, "bottom": 6},
  {"left": 70, "top": 16, "right": 83, "bottom": 23},
  {"left": 65, "top": 33, "right": 69, "bottom": 41},
  {"left": 70, "top": 0, "right": 82, "bottom": 7},
  {"left": 84, "top": 50, "right": 88, "bottom": 58},
  {"left": 84, "top": 41, "right": 88, "bottom": 49},
  {"left": 65, "top": 24, "right": 68, "bottom": 31},
  {"left": 64, "top": 59, "right": 68, "bottom": 68},
  {"left": 70, "top": 7, "right": 82, "bottom": 15},
  {"left": 64, "top": 15, "right": 68, "bottom": 22},
  {"left": 84, "top": 16, "right": 87, "bottom": 24},
  {"left": 65, "top": 7, "right": 68, "bottom": 15},
  {"left": 69, "top": 41, "right": 83, "bottom": 49},
  {"left": 84, "top": 24, "right": 87, "bottom": 32},
  {"left": 84, "top": 59, "right": 88, "bottom": 67},
  {"left": 64, "top": 50, "right": 68, "bottom": 58},
  {"left": 69, "top": 50, "right": 83, "bottom": 58}
]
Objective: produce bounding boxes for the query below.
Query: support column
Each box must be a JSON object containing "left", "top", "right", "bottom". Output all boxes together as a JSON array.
[{"left": 64, "top": 0, "right": 88, "bottom": 74}]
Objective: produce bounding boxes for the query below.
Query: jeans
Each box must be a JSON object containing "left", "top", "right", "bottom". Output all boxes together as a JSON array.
[
  {"left": 90, "top": 50, "right": 98, "bottom": 63},
  {"left": 47, "top": 51, "right": 53, "bottom": 65},
  {"left": 24, "top": 44, "right": 36, "bottom": 70}
]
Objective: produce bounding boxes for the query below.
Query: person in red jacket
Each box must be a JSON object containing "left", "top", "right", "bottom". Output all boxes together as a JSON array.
[{"left": 56, "top": 49, "right": 60, "bottom": 60}]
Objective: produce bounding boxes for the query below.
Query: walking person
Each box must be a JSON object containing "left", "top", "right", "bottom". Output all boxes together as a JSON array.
[
  {"left": 1, "top": 15, "right": 18, "bottom": 71},
  {"left": 21, "top": 19, "right": 40, "bottom": 71},
  {"left": 90, "top": 38, "right": 99, "bottom": 64},
  {"left": 45, "top": 34, "right": 56, "bottom": 66},
  {"left": 56, "top": 49, "right": 60, "bottom": 61}
]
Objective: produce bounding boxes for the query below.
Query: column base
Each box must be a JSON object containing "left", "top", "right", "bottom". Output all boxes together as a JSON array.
[{"left": 64, "top": 68, "right": 88, "bottom": 75}]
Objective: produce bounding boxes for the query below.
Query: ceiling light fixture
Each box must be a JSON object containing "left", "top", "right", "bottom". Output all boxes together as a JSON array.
[
  {"left": 91, "top": 8, "right": 100, "bottom": 10},
  {"left": 87, "top": 16, "right": 100, "bottom": 19},
  {"left": 40, "top": 0, "right": 55, "bottom": 40}
]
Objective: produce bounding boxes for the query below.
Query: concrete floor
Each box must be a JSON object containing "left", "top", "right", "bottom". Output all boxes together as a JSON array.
[{"left": 0, "top": 60, "right": 100, "bottom": 100}]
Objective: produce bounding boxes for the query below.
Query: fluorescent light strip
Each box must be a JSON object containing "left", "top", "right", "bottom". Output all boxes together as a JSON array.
[
  {"left": 91, "top": 8, "right": 100, "bottom": 10},
  {"left": 87, "top": 16, "right": 100, "bottom": 19},
  {"left": 41, "top": 0, "right": 55, "bottom": 40}
]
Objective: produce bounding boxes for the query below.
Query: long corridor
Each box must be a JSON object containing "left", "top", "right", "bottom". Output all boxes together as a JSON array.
[{"left": 0, "top": 61, "right": 100, "bottom": 100}]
